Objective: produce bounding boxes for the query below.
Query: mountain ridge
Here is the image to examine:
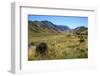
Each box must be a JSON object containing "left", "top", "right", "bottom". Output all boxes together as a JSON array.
[{"left": 28, "top": 20, "right": 88, "bottom": 35}]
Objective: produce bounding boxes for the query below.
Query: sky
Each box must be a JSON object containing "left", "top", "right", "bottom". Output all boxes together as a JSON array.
[{"left": 28, "top": 15, "right": 88, "bottom": 29}]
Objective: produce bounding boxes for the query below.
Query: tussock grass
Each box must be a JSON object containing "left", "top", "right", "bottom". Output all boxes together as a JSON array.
[{"left": 28, "top": 34, "right": 88, "bottom": 61}]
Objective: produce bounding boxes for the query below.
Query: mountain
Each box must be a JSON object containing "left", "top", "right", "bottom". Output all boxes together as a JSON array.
[
  {"left": 72, "top": 26, "right": 88, "bottom": 35},
  {"left": 74, "top": 26, "right": 87, "bottom": 32},
  {"left": 41, "top": 21, "right": 70, "bottom": 31},
  {"left": 55, "top": 25, "right": 70, "bottom": 31},
  {"left": 28, "top": 20, "right": 88, "bottom": 36},
  {"left": 28, "top": 20, "right": 71, "bottom": 35}
]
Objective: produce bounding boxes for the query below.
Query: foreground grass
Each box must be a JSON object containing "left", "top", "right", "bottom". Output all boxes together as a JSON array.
[{"left": 28, "top": 33, "right": 88, "bottom": 61}]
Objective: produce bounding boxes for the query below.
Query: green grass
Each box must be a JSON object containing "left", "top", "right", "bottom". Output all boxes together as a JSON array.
[{"left": 28, "top": 33, "right": 88, "bottom": 61}]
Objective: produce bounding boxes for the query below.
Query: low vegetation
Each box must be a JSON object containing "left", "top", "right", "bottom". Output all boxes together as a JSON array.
[{"left": 28, "top": 33, "right": 88, "bottom": 60}]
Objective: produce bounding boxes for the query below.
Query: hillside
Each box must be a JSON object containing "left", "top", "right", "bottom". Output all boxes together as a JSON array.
[
  {"left": 28, "top": 20, "right": 71, "bottom": 36},
  {"left": 28, "top": 20, "right": 88, "bottom": 40},
  {"left": 73, "top": 26, "right": 88, "bottom": 33}
]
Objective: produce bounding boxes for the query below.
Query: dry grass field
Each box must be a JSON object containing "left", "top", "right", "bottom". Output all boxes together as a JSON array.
[{"left": 28, "top": 33, "right": 88, "bottom": 61}]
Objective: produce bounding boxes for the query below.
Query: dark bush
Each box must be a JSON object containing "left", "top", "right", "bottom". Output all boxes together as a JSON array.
[
  {"left": 79, "top": 35, "right": 85, "bottom": 43},
  {"left": 30, "top": 42, "right": 35, "bottom": 46},
  {"left": 75, "top": 32, "right": 80, "bottom": 35},
  {"left": 80, "top": 39, "right": 85, "bottom": 43},
  {"left": 36, "top": 42, "right": 48, "bottom": 55},
  {"left": 28, "top": 42, "right": 35, "bottom": 48}
]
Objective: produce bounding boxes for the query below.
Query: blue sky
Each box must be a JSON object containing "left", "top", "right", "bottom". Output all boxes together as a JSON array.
[{"left": 28, "top": 15, "right": 88, "bottom": 29}]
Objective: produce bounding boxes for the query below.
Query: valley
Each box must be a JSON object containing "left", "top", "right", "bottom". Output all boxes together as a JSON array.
[{"left": 28, "top": 20, "right": 88, "bottom": 60}]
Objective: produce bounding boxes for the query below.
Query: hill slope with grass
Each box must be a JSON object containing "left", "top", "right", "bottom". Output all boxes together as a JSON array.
[{"left": 28, "top": 20, "right": 71, "bottom": 36}]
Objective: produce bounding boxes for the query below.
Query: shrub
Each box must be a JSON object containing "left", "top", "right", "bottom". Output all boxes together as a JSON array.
[
  {"left": 80, "top": 35, "right": 85, "bottom": 43},
  {"left": 36, "top": 42, "right": 48, "bottom": 55}
]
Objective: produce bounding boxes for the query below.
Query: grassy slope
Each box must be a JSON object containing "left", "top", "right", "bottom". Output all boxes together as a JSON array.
[{"left": 28, "top": 32, "right": 88, "bottom": 60}]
